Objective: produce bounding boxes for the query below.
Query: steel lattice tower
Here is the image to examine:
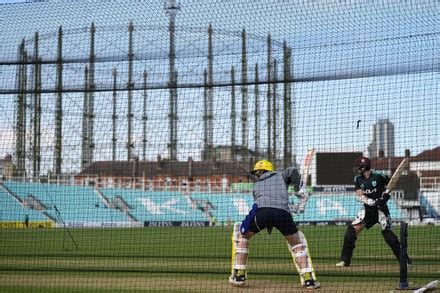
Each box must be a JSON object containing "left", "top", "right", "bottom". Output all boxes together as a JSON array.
[{"left": 165, "top": 0, "right": 180, "bottom": 161}]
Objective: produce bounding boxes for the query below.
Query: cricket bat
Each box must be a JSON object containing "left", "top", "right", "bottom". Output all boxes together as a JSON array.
[
  {"left": 300, "top": 148, "right": 315, "bottom": 193},
  {"left": 291, "top": 149, "right": 315, "bottom": 210},
  {"left": 288, "top": 149, "right": 317, "bottom": 286},
  {"left": 385, "top": 158, "right": 409, "bottom": 193}
]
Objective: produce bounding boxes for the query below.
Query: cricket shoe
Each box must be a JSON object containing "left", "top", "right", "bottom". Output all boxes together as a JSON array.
[
  {"left": 229, "top": 272, "right": 246, "bottom": 286},
  {"left": 335, "top": 261, "right": 349, "bottom": 267},
  {"left": 304, "top": 279, "right": 321, "bottom": 289}
]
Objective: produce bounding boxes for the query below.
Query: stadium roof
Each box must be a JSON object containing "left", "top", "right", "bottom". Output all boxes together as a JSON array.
[
  {"left": 411, "top": 147, "right": 440, "bottom": 162},
  {"left": 76, "top": 159, "right": 253, "bottom": 178}
]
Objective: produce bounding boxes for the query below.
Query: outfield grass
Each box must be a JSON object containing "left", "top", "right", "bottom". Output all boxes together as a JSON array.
[{"left": 0, "top": 225, "right": 439, "bottom": 292}]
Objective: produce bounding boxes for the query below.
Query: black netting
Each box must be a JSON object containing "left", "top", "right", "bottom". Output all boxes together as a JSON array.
[{"left": 0, "top": 1, "right": 438, "bottom": 292}]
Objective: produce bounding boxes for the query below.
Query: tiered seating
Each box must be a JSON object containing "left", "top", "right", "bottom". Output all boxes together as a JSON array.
[
  {"left": 420, "top": 191, "right": 439, "bottom": 219},
  {"left": 190, "top": 193, "right": 404, "bottom": 223},
  {"left": 4, "top": 182, "right": 129, "bottom": 226},
  {"left": 291, "top": 194, "right": 404, "bottom": 222},
  {"left": 0, "top": 188, "right": 46, "bottom": 222},
  {"left": 101, "top": 188, "right": 209, "bottom": 222},
  {"left": 1, "top": 182, "right": 405, "bottom": 225},
  {"left": 190, "top": 193, "right": 253, "bottom": 222}
]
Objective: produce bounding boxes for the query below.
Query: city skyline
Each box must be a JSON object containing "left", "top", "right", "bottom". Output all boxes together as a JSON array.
[{"left": 368, "top": 119, "right": 395, "bottom": 158}]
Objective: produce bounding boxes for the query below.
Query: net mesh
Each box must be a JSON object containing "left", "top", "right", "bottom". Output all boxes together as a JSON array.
[{"left": 0, "top": 0, "right": 438, "bottom": 291}]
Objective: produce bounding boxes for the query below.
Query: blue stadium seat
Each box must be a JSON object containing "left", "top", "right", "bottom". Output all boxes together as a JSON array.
[
  {"left": 0, "top": 188, "right": 46, "bottom": 222},
  {"left": 191, "top": 193, "right": 404, "bottom": 224},
  {"left": 4, "top": 182, "right": 130, "bottom": 226},
  {"left": 1, "top": 182, "right": 405, "bottom": 226},
  {"left": 190, "top": 193, "right": 254, "bottom": 222},
  {"left": 100, "top": 188, "right": 209, "bottom": 222}
]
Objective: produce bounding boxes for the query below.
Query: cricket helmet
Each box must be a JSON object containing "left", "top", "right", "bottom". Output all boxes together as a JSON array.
[
  {"left": 354, "top": 156, "right": 371, "bottom": 172},
  {"left": 252, "top": 160, "right": 274, "bottom": 174}
]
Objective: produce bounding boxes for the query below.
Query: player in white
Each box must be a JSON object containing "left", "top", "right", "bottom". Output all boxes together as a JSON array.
[{"left": 336, "top": 157, "right": 412, "bottom": 267}]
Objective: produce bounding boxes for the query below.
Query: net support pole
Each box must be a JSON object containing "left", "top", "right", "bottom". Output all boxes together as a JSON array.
[
  {"left": 266, "top": 34, "right": 272, "bottom": 160},
  {"left": 254, "top": 63, "right": 260, "bottom": 159},
  {"left": 230, "top": 66, "right": 236, "bottom": 159},
  {"left": 127, "top": 21, "right": 134, "bottom": 161},
  {"left": 54, "top": 26, "right": 63, "bottom": 176},
  {"left": 33, "top": 31, "right": 41, "bottom": 178}
]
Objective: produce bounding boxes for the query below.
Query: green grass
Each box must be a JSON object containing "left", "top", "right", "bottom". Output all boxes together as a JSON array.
[{"left": 0, "top": 225, "right": 439, "bottom": 292}]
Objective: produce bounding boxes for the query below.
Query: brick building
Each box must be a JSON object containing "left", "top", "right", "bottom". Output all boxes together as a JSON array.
[
  {"left": 0, "top": 154, "right": 14, "bottom": 180},
  {"left": 75, "top": 156, "right": 253, "bottom": 192}
]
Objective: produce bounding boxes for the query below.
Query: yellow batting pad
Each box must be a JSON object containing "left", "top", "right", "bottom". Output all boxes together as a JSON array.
[{"left": 287, "top": 231, "right": 316, "bottom": 285}]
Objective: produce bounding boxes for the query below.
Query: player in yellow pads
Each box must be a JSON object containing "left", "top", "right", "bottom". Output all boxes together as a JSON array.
[{"left": 229, "top": 160, "right": 320, "bottom": 289}]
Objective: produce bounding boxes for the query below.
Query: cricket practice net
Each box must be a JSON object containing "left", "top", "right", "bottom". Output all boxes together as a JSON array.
[{"left": 0, "top": 0, "right": 439, "bottom": 292}]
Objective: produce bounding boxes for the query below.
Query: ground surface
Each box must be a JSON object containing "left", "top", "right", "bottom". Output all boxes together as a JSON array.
[{"left": 0, "top": 225, "right": 439, "bottom": 292}]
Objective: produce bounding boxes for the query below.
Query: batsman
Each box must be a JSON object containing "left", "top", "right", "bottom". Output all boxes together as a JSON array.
[
  {"left": 336, "top": 156, "right": 412, "bottom": 267},
  {"left": 229, "top": 160, "right": 320, "bottom": 289}
]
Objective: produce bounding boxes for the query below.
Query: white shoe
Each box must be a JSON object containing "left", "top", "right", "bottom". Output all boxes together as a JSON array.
[{"left": 335, "top": 261, "right": 349, "bottom": 267}]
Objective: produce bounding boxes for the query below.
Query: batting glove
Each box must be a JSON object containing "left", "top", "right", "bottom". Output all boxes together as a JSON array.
[
  {"left": 381, "top": 192, "right": 390, "bottom": 203},
  {"left": 374, "top": 197, "right": 386, "bottom": 207},
  {"left": 291, "top": 203, "right": 305, "bottom": 214}
]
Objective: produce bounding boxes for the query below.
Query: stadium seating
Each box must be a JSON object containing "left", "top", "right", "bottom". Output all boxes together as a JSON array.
[
  {"left": 292, "top": 194, "right": 404, "bottom": 222},
  {"left": 420, "top": 191, "right": 439, "bottom": 219},
  {"left": 0, "top": 188, "right": 46, "bottom": 222},
  {"left": 190, "top": 193, "right": 253, "bottom": 222},
  {"left": 100, "top": 188, "right": 209, "bottom": 222},
  {"left": 190, "top": 192, "right": 404, "bottom": 224},
  {"left": 3, "top": 182, "right": 130, "bottom": 226},
  {"left": 1, "top": 182, "right": 405, "bottom": 226}
]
